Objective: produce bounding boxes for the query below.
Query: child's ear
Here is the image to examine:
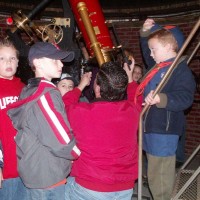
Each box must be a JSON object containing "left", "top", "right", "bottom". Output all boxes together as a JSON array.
[
  {"left": 167, "top": 43, "right": 174, "bottom": 52},
  {"left": 32, "top": 58, "right": 41, "bottom": 68},
  {"left": 95, "top": 84, "right": 101, "bottom": 98},
  {"left": 96, "top": 85, "right": 100, "bottom": 93}
]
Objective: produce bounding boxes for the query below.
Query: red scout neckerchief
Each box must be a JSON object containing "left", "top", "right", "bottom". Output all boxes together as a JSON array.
[{"left": 134, "top": 61, "right": 172, "bottom": 104}]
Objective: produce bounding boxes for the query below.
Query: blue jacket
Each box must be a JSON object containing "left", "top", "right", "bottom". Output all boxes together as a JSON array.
[{"left": 140, "top": 30, "right": 196, "bottom": 135}]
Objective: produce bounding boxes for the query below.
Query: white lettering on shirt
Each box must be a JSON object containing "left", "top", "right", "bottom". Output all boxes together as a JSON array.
[{"left": 0, "top": 96, "right": 19, "bottom": 110}]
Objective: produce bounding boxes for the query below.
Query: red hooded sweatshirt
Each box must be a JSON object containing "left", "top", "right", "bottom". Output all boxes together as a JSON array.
[{"left": 0, "top": 77, "right": 24, "bottom": 179}]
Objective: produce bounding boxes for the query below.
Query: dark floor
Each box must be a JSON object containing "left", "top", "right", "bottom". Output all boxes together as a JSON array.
[{"left": 132, "top": 181, "right": 152, "bottom": 200}]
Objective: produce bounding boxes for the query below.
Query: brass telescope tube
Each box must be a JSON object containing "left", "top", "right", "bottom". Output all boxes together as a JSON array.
[{"left": 77, "top": 2, "right": 105, "bottom": 67}]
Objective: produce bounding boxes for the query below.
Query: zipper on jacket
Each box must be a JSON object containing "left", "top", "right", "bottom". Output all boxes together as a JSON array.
[{"left": 166, "top": 111, "right": 171, "bottom": 131}]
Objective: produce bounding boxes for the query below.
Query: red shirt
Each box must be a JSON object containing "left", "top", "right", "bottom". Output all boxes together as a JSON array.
[
  {"left": 0, "top": 77, "right": 24, "bottom": 179},
  {"left": 63, "top": 81, "right": 142, "bottom": 192}
]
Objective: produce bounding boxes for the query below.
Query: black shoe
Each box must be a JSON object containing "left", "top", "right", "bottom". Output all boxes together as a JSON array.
[{"left": 142, "top": 175, "right": 149, "bottom": 188}]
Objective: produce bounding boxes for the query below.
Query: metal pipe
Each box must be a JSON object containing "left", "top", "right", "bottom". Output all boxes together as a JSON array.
[
  {"left": 180, "top": 144, "right": 200, "bottom": 170},
  {"left": 27, "top": 0, "right": 54, "bottom": 20},
  {"left": 77, "top": 2, "right": 105, "bottom": 67},
  {"left": 137, "top": 17, "right": 200, "bottom": 200}
]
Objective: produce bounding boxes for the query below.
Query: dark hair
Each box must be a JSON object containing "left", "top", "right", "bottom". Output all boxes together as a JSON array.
[{"left": 96, "top": 61, "right": 128, "bottom": 101}]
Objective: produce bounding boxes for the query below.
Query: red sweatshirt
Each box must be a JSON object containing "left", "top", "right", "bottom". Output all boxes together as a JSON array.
[
  {"left": 63, "top": 81, "right": 142, "bottom": 192},
  {"left": 0, "top": 77, "right": 24, "bottom": 179}
]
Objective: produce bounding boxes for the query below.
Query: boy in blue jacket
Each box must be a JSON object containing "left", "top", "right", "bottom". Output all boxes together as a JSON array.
[{"left": 138, "top": 19, "right": 196, "bottom": 200}]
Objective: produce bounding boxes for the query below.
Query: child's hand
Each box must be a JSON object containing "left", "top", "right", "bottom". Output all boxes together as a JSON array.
[
  {"left": 78, "top": 72, "right": 92, "bottom": 91},
  {"left": 142, "top": 18, "right": 155, "bottom": 32},
  {"left": 123, "top": 58, "right": 135, "bottom": 83},
  {"left": 145, "top": 90, "right": 160, "bottom": 105}
]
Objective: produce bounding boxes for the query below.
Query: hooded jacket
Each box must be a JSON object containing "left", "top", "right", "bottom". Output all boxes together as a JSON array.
[
  {"left": 7, "top": 78, "right": 80, "bottom": 189},
  {"left": 140, "top": 28, "right": 196, "bottom": 135},
  {"left": 0, "top": 76, "right": 24, "bottom": 179}
]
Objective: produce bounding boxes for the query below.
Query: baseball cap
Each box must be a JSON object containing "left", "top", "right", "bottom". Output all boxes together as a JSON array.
[
  {"left": 150, "top": 23, "right": 185, "bottom": 50},
  {"left": 60, "top": 73, "right": 72, "bottom": 80},
  {"left": 60, "top": 73, "right": 76, "bottom": 83},
  {"left": 28, "top": 42, "right": 75, "bottom": 65}
]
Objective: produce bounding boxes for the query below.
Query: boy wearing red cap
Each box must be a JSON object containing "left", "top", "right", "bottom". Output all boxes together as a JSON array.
[
  {"left": 138, "top": 19, "right": 196, "bottom": 200},
  {"left": 7, "top": 42, "right": 80, "bottom": 200}
]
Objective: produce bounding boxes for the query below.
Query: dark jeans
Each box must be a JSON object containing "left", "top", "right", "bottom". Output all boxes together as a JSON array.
[{"left": 176, "top": 131, "right": 186, "bottom": 163}]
